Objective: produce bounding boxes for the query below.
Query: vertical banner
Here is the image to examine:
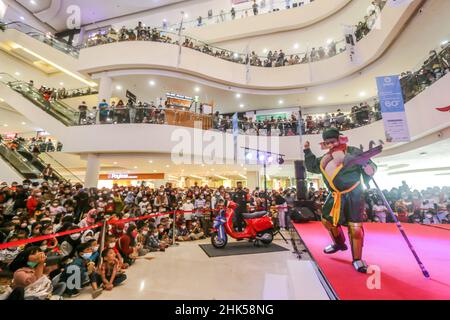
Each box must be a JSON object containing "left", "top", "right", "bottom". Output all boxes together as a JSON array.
[
  {"left": 0, "top": 0, "right": 7, "bottom": 19},
  {"left": 232, "top": 113, "right": 239, "bottom": 163},
  {"left": 342, "top": 24, "right": 361, "bottom": 65},
  {"left": 376, "top": 75, "right": 411, "bottom": 142}
]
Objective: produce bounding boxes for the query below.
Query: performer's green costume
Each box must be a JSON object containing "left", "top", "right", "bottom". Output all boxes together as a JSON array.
[{"left": 304, "top": 128, "right": 377, "bottom": 273}]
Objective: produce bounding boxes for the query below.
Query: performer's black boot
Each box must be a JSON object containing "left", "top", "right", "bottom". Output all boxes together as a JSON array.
[
  {"left": 348, "top": 222, "right": 368, "bottom": 273},
  {"left": 322, "top": 219, "right": 348, "bottom": 254}
]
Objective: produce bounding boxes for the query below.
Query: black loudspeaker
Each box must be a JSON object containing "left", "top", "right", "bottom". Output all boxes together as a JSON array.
[{"left": 294, "top": 160, "right": 307, "bottom": 201}]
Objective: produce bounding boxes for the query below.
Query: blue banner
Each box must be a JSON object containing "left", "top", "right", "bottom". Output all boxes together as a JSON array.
[{"left": 376, "top": 75, "right": 411, "bottom": 142}]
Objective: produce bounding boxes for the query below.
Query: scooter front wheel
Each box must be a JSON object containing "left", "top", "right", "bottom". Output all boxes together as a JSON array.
[
  {"left": 259, "top": 230, "right": 274, "bottom": 245},
  {"left": 211, "top": 232, "right": 227, "bottom": 249}
]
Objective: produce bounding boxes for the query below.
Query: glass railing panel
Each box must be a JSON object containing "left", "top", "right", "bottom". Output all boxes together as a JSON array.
[
  {"left": 0, "top": 142, "right": 41, "bottom": 179},
  {"left": 0, "top": 73, "right": 79, "bottom": 126},
  {"left": 3, "top": 21, "right": 79, "bottom": 58}
]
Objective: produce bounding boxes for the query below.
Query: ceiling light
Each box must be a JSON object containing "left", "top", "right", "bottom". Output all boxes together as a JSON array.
[
  {"left": 278, "top": 100, "right": 284, "bottom": 105},
  {"left": 163, "top": 18, "right": 167, "bottom": 22},
  {"left": 30, "top": 0, "right": 37, "bottom": 5},
  {"left": 359, "top": 91, "right": 366, "bottom": 97},
  {"left": 293, "top": 43, "right": 299, "bottom": 49},
  {"left": 184, "top": 13, "right": 189, "bottom": 19},
  {"left": 59, "top": 82, "right": 64, "bottom": 86},
  {"left": 239, "top": 103, "right": 244, "bottom": 108},
  {"left": 3, "top": 124, "right": 8, "bottom": 127},
  {"left": 10, "top": 44, "right": 97, "bottom": 87},
  {"left": 134, "top": 166, "right": 138, "bottom": 169},
  {"left": 214, "top": 174, "right": 228, "bottom": 180},
  {"left": 20, "top": 16, "right": 25, "bottom": 21},
  {"left": 238, "top": 174, "right": 247, "bottom": 179},
  {"left": 326, "top": 38, "right": 333, "bottom": 44},
  {"left": 166, "top": 165, "right": 170, "bottom": 168},
  {"left": 318, "top": 96, "right": 325, "bottom": 101},
  {"left": 0, "top": 98, "right": 4, "bottom": 102},
  {"left": 190, "top": 174, "right": 203, "bottom": 179},
  {"left": 194, "top": 86, "right": 200, "bottom": 92},
  {"left": 262, "top": 48, "right": 268, "bottom": 54},
  {"left": 113, "top": 162, "right": 118, "bottom": 165},
  {"left": 149, "top": 80, "right": 155, "bottom": 86},
  {"left": 21, "top": 122, "right": 26, "bottom": 125},
  {"left": 148, "top": 160, "right": 153, "bottom": 163},
  {"left": 153, "top": 170, "right": 157, "bottom": 173},
  {"left": 235, "top": 93, "right": 241, "bottom": 98},
  {"left": 15, "top": 72, "right": 21, "bottom": 76},
  {"left": 116, "top": 85, "right": 122, "bottom": 90}
]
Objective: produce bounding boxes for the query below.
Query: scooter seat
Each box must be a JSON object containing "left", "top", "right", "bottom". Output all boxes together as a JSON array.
[{"left": 242, "top": 211, "right": 268, "bottom": 219}]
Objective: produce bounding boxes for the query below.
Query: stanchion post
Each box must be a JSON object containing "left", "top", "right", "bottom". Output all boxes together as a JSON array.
[{"left": 172, "top": 210, "right": 177, "bottom": 246}]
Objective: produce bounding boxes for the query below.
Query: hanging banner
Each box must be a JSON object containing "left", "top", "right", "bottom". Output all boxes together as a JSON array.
[
  {"left": 342, "top": 24, "right": 361, "bottom": 65},
  {"left": 376, "top": 75, "right": 411, "bottom": 142}
]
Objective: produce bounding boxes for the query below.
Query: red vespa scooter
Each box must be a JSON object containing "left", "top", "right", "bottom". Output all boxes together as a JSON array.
[{"left": 211, "top": 201, "right": 274, "bottom": 248}]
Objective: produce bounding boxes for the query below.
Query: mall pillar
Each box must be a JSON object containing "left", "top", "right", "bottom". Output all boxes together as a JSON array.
[
  {"left": 246, "top": 171, "right": 260, "bottom": 190},
  {"left": 98, "top": 75, "right": 113, "bottom": 104},
  {"left": 85, "top": 154, "right": 100, "bottom": 188}
]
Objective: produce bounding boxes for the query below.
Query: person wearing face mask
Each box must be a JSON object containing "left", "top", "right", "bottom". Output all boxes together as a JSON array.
[
  {"left": 104, "top": 234, "right": 128, "bottom": 270},
  {"left": 26, "top": 190, "right": 42, "bottom": 217},
  {"left": 139, "top": 197, "right": 150, "bottom": 213},
  {"left": 0, "top": 235, "right": 21, "bottom": 269},
  {"left": 188, "top": 218, "right": 205, "bottom": 240},
  {"left": 145, "top": 227, "right": 167, "bottom": 252},
  {"left": 181, "top": 198, "right": 195, "bottom": 228},
  {"left": 372, "top": 200, "right": 388, "bottom": 223},
  {"left": 59, "top": 227, "right": 82, "bottom": 257},
  {"left": 176, "top": 221, "right": 191, "bottom": 242},
  {"left": 117, "top": 224, "right": 138, "bottom": 265},
  {"left": 61, "top": 243, "right": 103, "bottom": 298},
  {"left": 79, "top": 209, "right": 98, "bottom": 228},
  {"left": 8, "top": 245, "right": 67, "bottom": 299}
]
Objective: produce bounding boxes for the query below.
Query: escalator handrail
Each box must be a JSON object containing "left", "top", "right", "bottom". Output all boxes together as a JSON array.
[{"left": 40, "top": 151, "right": 83, "bottom": 184}]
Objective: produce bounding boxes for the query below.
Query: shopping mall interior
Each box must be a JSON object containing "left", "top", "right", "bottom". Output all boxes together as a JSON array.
[{"left": 0, "top": 0, "right": 449, "bottom": 303}]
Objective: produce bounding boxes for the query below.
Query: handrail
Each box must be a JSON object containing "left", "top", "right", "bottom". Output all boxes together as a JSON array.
[
  {"left": 3, "top": 21, "right": 79, "bottom": 57},
  {"left": 0, "top": 141, "right": 41, "bottom": 179},
  {"left": 40, "top": 152, "right": 83, "bottom": 184}
]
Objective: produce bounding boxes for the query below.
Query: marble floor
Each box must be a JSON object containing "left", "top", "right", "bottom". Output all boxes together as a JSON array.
[{"left": 72, "top": 234, "right": 328, "bottom": 300}]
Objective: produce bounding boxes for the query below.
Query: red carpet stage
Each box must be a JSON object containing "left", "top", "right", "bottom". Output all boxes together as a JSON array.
[{"left": 293, "top": 222, "right": 450, "bottom": 300}]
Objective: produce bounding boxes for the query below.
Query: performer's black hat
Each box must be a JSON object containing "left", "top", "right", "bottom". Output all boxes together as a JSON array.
[{"left": 322, "top": 127, "right": 342, "bottom": 140}]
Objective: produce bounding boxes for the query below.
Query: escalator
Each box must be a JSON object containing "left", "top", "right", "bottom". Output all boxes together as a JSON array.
[
  {"left": 0, "top": 73, "right": 79, "bottom": 126},
  {"left": 0, "top": 142, "right": 41, "bottom": 179}
]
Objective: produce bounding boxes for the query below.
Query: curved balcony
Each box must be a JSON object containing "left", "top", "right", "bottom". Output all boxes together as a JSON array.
[
  {"left": 77, "top": 1, "right": 421, "bottom": 90},
  {"left": 1, "top": 67, "right": 449, "bottom": 160}
]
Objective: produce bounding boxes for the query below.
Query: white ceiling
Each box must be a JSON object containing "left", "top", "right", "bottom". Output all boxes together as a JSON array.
[{"left": 14, "top": 0, "right": 187, "bottom": 31}]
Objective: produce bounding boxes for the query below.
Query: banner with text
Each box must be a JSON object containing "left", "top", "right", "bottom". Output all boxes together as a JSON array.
[
  {"left": 376, "top": 75, "right": 411, "bottom": 142},
  {"left": 342, "top": 24, "right": 361, "bottom": 65}
]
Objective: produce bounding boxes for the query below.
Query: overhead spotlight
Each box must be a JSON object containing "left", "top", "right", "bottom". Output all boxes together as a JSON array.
[
  {"left": 149, "top": 80, "right": 156, "bottom": 86},
  {"left": 267, "top": 155, "right": 274, "bottom": 163},
  {"left": 59, "top": 82, "right": 64, "bottom": 86},
  {"left": 30, "top": 0, "right": 37, "bottom": 5},
  {"left": 258, "top": 153, "right": 265, "bottom": 162},
  {"left": 278, "top": 156, "right": 285, "bottom": 165},
  {"left": 278, "top": 99, "right": 284, "bottom": 105},
  {"left": 293, "top": 43, "right": 299, "bottom": 49},
  {"left": 194, "top": 86, "right": 200, "bottom": 92},
  {"left": 20, "top": 16, "right": 25, "bottom": 21},
  {"left": 21, "top": 122, "right": 26, "bottom": 125},
  {"left": 245, "top": 151, "right": 253, "bottom": 160},
  {"left": 115, "top": 85, "right": 122, "bottom": 90},
  {"left": 239, "top": 103, "right": 245, "bottom": 108},
  {"left": 359, "top": 91, "right": 366, "bottom": 97},
  {"left": 318, "top": 96, "right": 325, "bottom": 101},
  {"left": 235, "top": 93, "right": 241, "bottom": 98}
]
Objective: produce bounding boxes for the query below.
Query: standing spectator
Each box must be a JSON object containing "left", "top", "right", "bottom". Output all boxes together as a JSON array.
[
  {"left": 42, "top": 164, "right": 54, "bottom": 182},
  {"left": 78, "top": 101, "right": 88, "bottom": 125},
  {"left": 252, "top": 0, "right": 259, "bottom": 15}
]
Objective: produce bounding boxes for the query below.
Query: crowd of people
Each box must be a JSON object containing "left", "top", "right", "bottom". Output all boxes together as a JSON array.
[
  {"left": 0, "top": 176, "right": 448, "bottom": 299},
  {"left": 213, "top": 101, "right": 381, "bottom": 136},
  {"left": 400, "top": 42, "right": 450, "bottom": 102},
  {"left": 0, "top": 135, "right": 63, "bottom": 154},
  {"left": 82, "top": 1, "right": 385, "bottom": 68},
  {"left": 0, "top": 179, "right": 294, "bottom": 300},
  {"left": 307, "top": 182, "right": 450, "bottom": 224}
]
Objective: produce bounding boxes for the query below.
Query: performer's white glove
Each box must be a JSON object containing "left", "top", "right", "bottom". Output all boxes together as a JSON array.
[{"left": 363, "top": 164, "right": 375, "bottom": 176}]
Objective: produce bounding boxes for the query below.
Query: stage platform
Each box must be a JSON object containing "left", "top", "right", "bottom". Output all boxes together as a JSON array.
[{"left": 292, "top": 222, "right": 450, "bottom": 300}]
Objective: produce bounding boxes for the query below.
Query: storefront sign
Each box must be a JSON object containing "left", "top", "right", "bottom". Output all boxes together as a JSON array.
[
  {"left": 100, "top": 173, "right": 165, "bottom": 180},
  {"left": 376, "top": 75, "right": 411, "bottom": 142}
]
